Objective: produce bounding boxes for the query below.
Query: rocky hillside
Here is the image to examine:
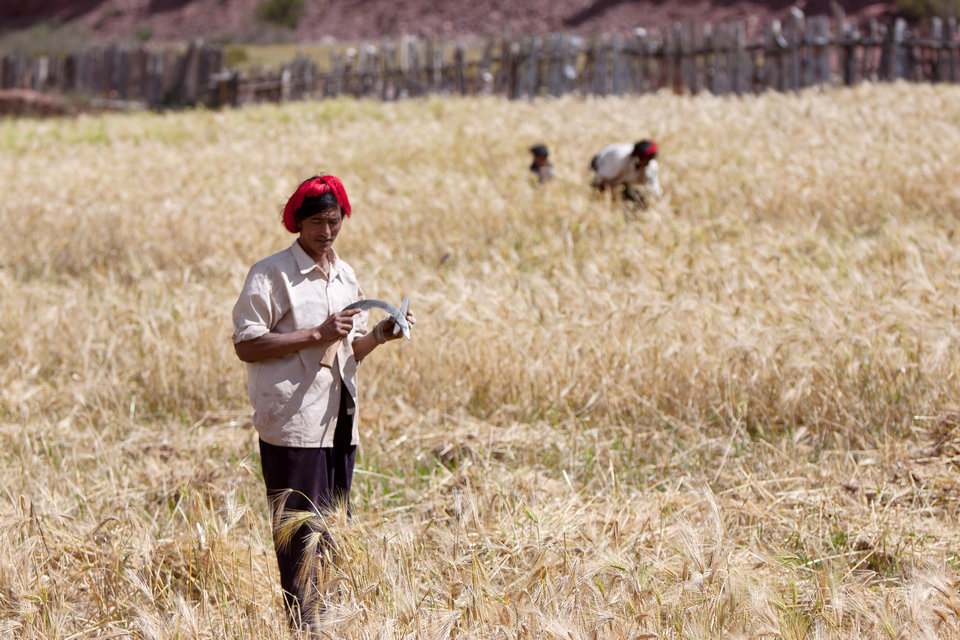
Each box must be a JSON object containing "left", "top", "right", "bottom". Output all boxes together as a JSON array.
[{"left": 2, "top": 0, "right": 899, "bottom": 45}]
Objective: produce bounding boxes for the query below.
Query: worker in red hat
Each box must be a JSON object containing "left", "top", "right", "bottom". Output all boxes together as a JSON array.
[
  {"left": 232, "top": 174, "right": 415, "bottom": 633},
  {"left": 590, "top": 139, "right": 662, "bottom": 208}
]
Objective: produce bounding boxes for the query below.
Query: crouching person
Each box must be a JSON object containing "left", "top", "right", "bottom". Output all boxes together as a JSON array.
[
  {"left": 590, "top": 139, "right": 662, "bottom": 209},
  {"left": 232, "top": 174, "right": 415, "bottom": 634}
]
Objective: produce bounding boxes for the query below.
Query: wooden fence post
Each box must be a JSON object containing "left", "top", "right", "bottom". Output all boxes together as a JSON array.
[
  {"left": 545, "top": 34, "right": 561, "bottom": 96},
  {"left": 633, "top": 30, "right": 648, "bottom": 94},
  {"left": 931, "top": 17, "right": 944, "bottom": 81},
  {"left": 802, "top": 18, "right": 816, "bottom": 85},
  {"left": 405, "top": 36, "right": 421, "bottom": 97},
  {"left": 764, "top": 19, "right": 785, "bottom": 91},
  {"left": 662, "top": 24, "right": 676, "bottom": 93},
  {"left": 148, "top": 51, "right": 163, "bottom": 107},
  {"left": 449, "top": 44, "right": 463, "bottom": 95},
  {"left": 814, "top": 16, "right": 831, "bottom": 85},
  {"left": 680, "top": 21, "right": 697, "bottom": 93},
  {"left": 948, "top": 17, "right": 958, "bottom": 82},
  {"left": 786, "top": 9, "right": 804, "bottom": 90},
  {"left": 592, "top": 37, "right": 607, "bottom": 96},
  {"left": 519, "top": 36, "right": 536, "bottom": 97},
  {"left": 881, "top": 17, "right": 907, "bottom": 81},
  {"left": 579, "top": 39, "right": 592, "bottom": 95},
  {"left": 503, "top": 38, "right": 518, "bottom": 98},
  {"left": 729, "top": 21, "right": 746, "bottom": 94},
  {"left": 565, "top": 35, "right": 582, "bottom": 95},
  {"left": 381, "top": 41, "right": 396, "bottom": 99},
  {"left": 611, "top": 34, "right": 624, "bottom": 94},
  {"left": 708, "top": 23, "right": 724, "bottom": 94}
]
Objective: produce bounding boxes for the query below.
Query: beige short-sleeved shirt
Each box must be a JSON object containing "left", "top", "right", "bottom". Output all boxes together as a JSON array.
[{"left": 232, "top": 241, "right": 368, "bottom": 447}]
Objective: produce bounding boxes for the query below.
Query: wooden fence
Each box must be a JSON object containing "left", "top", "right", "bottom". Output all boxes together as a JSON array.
[
  {"left": 0, "top": 39, "right": 223, "bottom": 109},
  {"left": 1, "top": 10, "right": 959, "bottom": 110}
]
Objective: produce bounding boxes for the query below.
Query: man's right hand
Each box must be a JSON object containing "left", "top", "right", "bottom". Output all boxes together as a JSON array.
[{"left": 315, "top": 308, "right": 361, "bottom": 342}]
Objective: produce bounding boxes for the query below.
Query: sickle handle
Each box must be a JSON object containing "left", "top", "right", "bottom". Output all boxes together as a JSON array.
[{"left": 319, "top": 340, "right": 340, "bottom": 368}]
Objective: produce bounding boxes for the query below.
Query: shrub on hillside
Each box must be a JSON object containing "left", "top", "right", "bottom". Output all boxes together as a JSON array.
[
  {"left": 896, "top": 0, "right": 960, "bottom": 18},
  {"left": 256, "top": 0, "right": 304, "bottom": 29}
]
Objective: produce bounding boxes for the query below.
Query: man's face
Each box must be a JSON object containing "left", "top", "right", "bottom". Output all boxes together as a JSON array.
[{"left": 298, "top": 206, "right": 343, "bottom": 257}]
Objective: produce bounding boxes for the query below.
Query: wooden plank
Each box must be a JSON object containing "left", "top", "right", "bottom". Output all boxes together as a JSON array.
[
  {"left": 814, "top": 16, "right": 830, "bottom": 85},
  {"left": 611, "top": 34, "right": 624, "bottom": 95},
  {"left": 61, "top": 54, "right": 74, "bottom": 93},
  {"left": 663, "top": 24, "right": 677, "bottom": 93},
  {"left": 195, "top": 45, "right": 214, "bottom": 103},
  {"left": 424, "top": 38, "right": 437, "bottom": 94},
  {"left": 425, "top": 38, "right": 440, "bottom": 94},
  {"left": 478, "top": 38, "right": 494, "bottom": 95},
  {"left": 788, "top": 9, "right": 804, "bottom": 90},
  {"left": 148, "top": 51, "right": 163, "bottom": 107},
  {"left": 565, "top": 35, "right": 582, "bottom": 95},
  {"left": 802, "top": 17, "right": 816, "bottom": 86},
  {"left": 126, "top": 48, "right": 141, "bottom": 100},
  {"left": 931, "top": 17, "right": 944, "bottom": 82},
  {"left": 356, "top": 45, "right": 370, "bottom": 97},
  {"left": 115, "top": 49, "right": 129, "bottom": 98},
  {"left": 880, "top": 17, "right": 907, "bottom": 81},
  {"left": 595, "top": 38, "right": 609, "bottom": 95},
  {"left": 519, "top": 36, "right": 534, "bottom": 97},
  {"left": 532, "top": 36, "right": 544, "bottom": 96},
  {"left": 494, "top": 37, "right": 510, "bottom": 96},
  {"left": 634, "top": 30, "right": 648, "bottom": 94},
  {"left": 406, "top": 37, "right": 421, "bottom": 97},
  {"left": 546, "top": 34, "right": 561, "bottom": 96},
  {"left": 764, "top": 19, "right": 785, "bottom": 91},
  {"left": 864, "top": 20, "right": 880, "bottom": 81},
  {"left": 832, "top": 5, "right": 848, "bottom": 85},
  {"left": 680, "top": 21, "right": 696, "bottom": 93},
  {"left": 33, "top": 56, "right": 47, "bottom": 91},
  {"left": 343, "top": 47, "right": 358, "bottom": 96},
  {"left": 709, "top": 23, "right": 725, "bottom": 94},
  {"left": 385, "top": 42, "right": 399, "bottom": 99},
  {"left": 175, "top": 41, "right": 198, "bottom": 105},
  {"left": 85, "top": 48, "right": 99, "bottom": 95},
  {"left": 454, "top": 44, "right": 466, "bottom": 95},
  {"left": 948, "top": 18, "right": 957, "bottom": 82},
  {"left": 729, "top": 21, "right": 745, "bottom": 94},
  {"left": 51, "top": 55, "right": 65, "bottom": 92},
  {"left": 579, "top": 40, "right": 592, "bottom": 95}
]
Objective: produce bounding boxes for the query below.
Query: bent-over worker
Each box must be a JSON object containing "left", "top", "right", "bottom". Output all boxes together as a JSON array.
[{"left": 590, "top": 139, "right": 662, "bottom": 207}]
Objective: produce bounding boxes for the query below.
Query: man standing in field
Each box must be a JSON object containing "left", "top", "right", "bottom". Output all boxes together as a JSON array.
[
  {"left": 231, "top": 174, "right": 414, "bottom": 634},
  {"left": 590, "top": 139, "right": 662, "bottom": 208}
]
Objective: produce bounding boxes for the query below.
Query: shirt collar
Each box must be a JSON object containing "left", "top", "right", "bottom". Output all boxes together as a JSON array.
[{"left": 290, "top": 240, "right": 341, "bottom": 280}]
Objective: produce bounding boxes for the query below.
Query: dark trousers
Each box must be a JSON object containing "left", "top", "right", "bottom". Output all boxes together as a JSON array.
[{"left": 259, "top": 391, "right": 356, "bottom": 630}]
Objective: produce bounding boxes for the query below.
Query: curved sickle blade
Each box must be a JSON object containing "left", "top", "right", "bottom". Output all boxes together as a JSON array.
[{"left": 343, "top": 297, "right": 411, "bottom": 339}]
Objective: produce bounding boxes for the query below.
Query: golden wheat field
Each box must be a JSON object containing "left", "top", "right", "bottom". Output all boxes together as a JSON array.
[{"left": 2, "top": 82, "right": 960, "bottom": 639}]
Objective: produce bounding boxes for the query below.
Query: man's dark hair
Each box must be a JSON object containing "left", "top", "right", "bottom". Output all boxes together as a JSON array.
[
  {"left": 529, "top": 144, "right": 549, "bottom": 157},
  {"left": 292, "top": 174, "right": 343, "bottom": 223},
  {"left": 294, "top": 191, "right": 342, "bottom": 223}
]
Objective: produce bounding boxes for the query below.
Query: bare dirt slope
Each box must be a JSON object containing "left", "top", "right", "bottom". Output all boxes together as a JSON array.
[{"left": 2, "top": 0, "right": 899, "bottom": 44}]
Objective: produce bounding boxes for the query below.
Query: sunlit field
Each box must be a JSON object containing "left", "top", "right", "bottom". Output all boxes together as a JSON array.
[{"left": 2, "top": 83, "right": 960, "bottom": 639}]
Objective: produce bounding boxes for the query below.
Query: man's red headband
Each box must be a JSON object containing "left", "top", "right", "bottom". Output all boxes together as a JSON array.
[
  {"left": 282, "top": 175, "right": 352, "bottom": 233},
  {"left": 643, "top": 141, "right": 658, "bottom": 157}
]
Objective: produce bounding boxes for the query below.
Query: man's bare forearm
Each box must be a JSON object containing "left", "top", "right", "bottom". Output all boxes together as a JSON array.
[{"left": 235, "top": 329, "right": 323, "bottom": 363}]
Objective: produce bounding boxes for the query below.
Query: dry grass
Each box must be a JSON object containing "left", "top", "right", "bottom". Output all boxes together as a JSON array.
[{"left": 1, "top": 82, "right": 960, "bottom": 638}]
